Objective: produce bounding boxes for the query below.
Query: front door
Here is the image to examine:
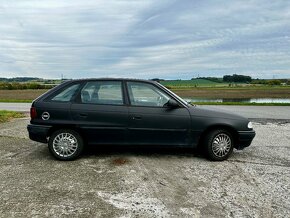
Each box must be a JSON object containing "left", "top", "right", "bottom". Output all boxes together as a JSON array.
[
  {"left": 126, "top": 81, "right": 191, "bottom": 146},
  {"left": 71, "top": 80, "right": 128, "bottom": 145}
]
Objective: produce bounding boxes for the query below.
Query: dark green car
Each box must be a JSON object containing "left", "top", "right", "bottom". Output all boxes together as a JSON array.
[{"left": 27, "top": 78, "right": 255, "bottom": 161}]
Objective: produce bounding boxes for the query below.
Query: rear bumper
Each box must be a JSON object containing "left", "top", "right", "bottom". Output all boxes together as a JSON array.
[
  {"left": 236, "top": 130, "right": 256, "bottom": 150},
  {"left": 27, "top": 124, "right": 51, "bottom": 143}
]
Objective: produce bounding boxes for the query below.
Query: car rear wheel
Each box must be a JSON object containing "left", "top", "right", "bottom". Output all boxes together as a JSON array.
[
  {"left": 48, "top": 129, "right": 84, "bottom": 161},
  {"left": 204, "top": 129, "right": 234, "bottom": 161}
]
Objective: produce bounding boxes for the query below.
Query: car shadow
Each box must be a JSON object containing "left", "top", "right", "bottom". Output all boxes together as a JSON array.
[{"left": 82, "top": 144, "right": 204, "bottom": 159}]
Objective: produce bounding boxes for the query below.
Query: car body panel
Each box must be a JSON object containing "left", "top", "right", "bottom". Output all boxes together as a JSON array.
[
  {"left": 27, "top": 124, "right": 51, "bottom": 143},
  {"left": 188, "top": 106, "right": 255, "bottom": 147},
  {"left": 31, "top": 101, "right": 72, "bottom": 126},
  {"left": 237, "top": 130, "right": 256, "bottom": 149}
]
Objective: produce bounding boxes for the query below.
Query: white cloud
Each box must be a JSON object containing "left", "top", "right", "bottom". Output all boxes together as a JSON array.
[{"left": 0, "top": 0, "right": 289, "bottom": 79}]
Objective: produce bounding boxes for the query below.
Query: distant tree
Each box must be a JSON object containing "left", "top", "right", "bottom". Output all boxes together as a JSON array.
[
  {"left": 223, "top": 74, "right": 252, "bottom": 83},
  {"left": 267, "top": 80, "right": 281, "bottom": 86},
  {"left": 223, "top": 75, "right": 232, "bottom": 82},
  {"left": 0, "top": 77, "right": 40, "bottom": 82},
  {"left": 6, "top": 83, "right": 13, "bottom": 90}
]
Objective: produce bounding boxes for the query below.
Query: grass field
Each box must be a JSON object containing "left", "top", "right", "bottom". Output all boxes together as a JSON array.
[
  {"left": 0, "top": 89, "right": 48, "bottom": 102},
  {"left": 160, "top": 79, "right": 226, "bottom": 88},
  {"left": 0, "top": 110, "right": 25, "bottom": 123}
]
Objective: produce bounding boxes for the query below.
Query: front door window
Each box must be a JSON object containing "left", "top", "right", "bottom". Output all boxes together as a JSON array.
[{"left": 127, "top": 82, "right": 170, "bottom": 107}]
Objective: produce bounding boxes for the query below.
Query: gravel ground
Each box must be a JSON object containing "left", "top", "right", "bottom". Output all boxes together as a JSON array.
[{"left": 0, "top": 118, "right": 289, "bottom": 217}]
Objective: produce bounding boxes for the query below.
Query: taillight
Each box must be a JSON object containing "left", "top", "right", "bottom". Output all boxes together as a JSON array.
[{"left": 30, "top": 107, "right": 37, "bottom": 119}]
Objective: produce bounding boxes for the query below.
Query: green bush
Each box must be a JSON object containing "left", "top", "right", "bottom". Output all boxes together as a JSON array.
[
  {"left": 267, "top": 80, "right": 281, "bottom": 86},
  {"left": 0, "top": 82, "right": 55, "bottom": 90}
]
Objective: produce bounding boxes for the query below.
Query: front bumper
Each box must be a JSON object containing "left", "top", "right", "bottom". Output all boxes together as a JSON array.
[
  {"left": 236, "top": 130, "right": 256, "bottom": 150},
  {"left": 27, "top": 124, "right": 51, "bottom": 143}
]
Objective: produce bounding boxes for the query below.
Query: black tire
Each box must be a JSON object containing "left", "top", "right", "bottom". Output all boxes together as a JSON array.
[
  {"left": 204, "top": 129, "right": 234, "bottom": 161},
  {"left": 48, "top": 129, "right": 84, "bottom": 161}
]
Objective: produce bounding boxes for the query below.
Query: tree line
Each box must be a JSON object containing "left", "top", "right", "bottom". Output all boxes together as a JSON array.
[
  {"left": 223, "top": 74, "right": 252, "bottom": 83},
  {"left": 0, "top": 77, "right": 41, "bottom": 82}
]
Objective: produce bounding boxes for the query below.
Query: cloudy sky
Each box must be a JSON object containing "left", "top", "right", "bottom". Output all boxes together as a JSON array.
[{"left": 1, "top": 0, "right": 290, "bottom": 79}]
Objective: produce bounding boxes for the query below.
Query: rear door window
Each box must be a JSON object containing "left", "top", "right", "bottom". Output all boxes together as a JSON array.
[{"left": 80, "top": 81, "right": 124, "bottom": 105}]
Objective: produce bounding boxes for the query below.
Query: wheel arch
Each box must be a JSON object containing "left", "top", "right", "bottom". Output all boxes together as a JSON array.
[
  {"left": 198, "top": 124, "right": 239, "bottom": 147},
  {"left": 47, "top": 125, "right": 87, "bottom": 144}
]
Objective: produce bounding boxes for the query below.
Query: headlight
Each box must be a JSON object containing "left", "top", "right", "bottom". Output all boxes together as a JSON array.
[{"left": 247, "top": 122, "right": 253, "bottom": 129}]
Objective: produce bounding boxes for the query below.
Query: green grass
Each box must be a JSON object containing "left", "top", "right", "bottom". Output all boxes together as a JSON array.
[
  {"left": 0, "top": 99, "right": 32, "bottom": 103},
  {"left": 160, "top": 79, "right": 226, "bottom": 88},
  {"left": 162, "top": 79, "right": 290, "bottom": 90},
  {"left": 0, "top": 110, "right": 25, "bottom": 123},
  {"left": 192, "top": 102, "right": 290, "bottom": 106}
]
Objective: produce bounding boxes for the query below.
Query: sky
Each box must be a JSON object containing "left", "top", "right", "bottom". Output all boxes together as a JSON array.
[{"left": 0, "top": 0, "right": 290, "bottom": 79}]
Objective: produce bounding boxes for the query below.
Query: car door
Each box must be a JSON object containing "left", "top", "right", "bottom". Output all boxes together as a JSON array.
[
  {"left": 70, "top": 80, "right": 128, "bottom": 145},
  {"left": 126, "top": 81, "right": 191, "bottom": 146}
]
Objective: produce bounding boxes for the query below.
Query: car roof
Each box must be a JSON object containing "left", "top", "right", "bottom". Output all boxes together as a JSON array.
[{"left": 63, "top": 78, "right": 158, "bottom": 84}]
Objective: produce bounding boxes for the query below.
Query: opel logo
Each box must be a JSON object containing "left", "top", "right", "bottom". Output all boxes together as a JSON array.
[{"left": 42, "top": 112, "right": 50, "bottom": 120}]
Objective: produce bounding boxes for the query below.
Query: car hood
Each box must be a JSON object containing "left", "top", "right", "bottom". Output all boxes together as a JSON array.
[{"left": 187, "top": 105, "right": 247, "bottom": 120}]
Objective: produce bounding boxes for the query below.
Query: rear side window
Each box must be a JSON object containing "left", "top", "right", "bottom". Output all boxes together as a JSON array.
[
  {"left": 80, "top": 81, "right": 123, "bottom": 105},
  {"left": 51, "top": 83, "right": 80, "bottom": 102}
]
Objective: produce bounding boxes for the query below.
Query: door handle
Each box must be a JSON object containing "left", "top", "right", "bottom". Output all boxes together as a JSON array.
[
  {"left": 79, "top": 113, "right": 88, "bottom": 118},
  {"left": 132, "top": 115, "right": 142, "bottom": 120}
]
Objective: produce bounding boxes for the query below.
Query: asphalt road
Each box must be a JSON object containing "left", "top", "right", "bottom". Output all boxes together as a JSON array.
[
  {"left": 204, "top": 105, "right": 290, "bottom": 120},
  {"left": 0, "top": 118, "right": 289, "bottom": 217},
  {"left": 0, "top": 102, "right": 31, "bottom": 112},
  {"left": 1, "top": 102, "right": 290, "bottom": 120}
]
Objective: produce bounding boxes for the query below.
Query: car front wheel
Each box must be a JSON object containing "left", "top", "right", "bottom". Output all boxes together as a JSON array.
[
  {"left": 48, "top": 129, "right": 84, "bottom": 161},
  {"left": 204, "top": 129, "right": 234, "bottom": 161}
]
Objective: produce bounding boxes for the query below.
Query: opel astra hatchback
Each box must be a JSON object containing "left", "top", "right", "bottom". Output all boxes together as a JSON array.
[{"left": 27, "top": 79, "right": 255, "bottom": 161}]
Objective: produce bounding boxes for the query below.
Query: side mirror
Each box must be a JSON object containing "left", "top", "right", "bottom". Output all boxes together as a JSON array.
[{"left": 165, "top": 99, "right": 180, "bottom": 108}]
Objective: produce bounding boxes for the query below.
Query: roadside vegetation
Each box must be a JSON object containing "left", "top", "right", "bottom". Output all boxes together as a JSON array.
[
  {"left": 0, "top": 110, "right": 25, "bottom": 123},
  {"left": 0, "top": 76, "right": 289, "bottom": 105},
  {"left": 0, "top": 82, "right": 55, "bottom": 90}
]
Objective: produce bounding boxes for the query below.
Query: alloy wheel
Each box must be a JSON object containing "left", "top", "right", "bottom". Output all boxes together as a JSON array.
[
  {"left": 212, "top": 133, "right": 232, "bottom": 158},
  {"left": 52, "top": 132, "right": 78, "bottom": 158}
]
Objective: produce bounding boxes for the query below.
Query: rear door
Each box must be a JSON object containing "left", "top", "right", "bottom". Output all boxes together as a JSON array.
[
  {"left": 126, "top": 81, "right": 191, "bottom": 146},
  {"left": 71, "top": 80, "right": 128, "bottom": 145}
]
